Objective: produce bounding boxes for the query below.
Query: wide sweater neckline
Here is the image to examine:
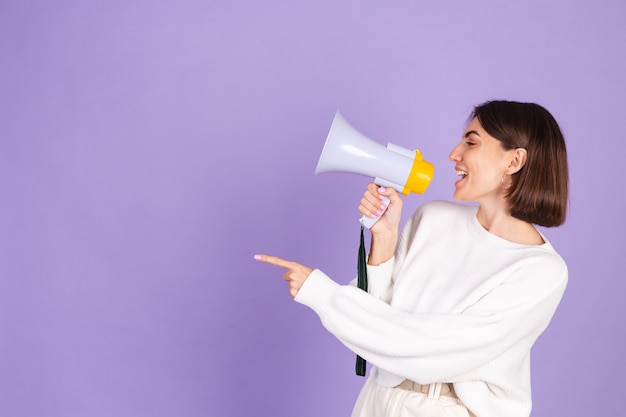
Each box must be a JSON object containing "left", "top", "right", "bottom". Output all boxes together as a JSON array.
[{"left": 464, "top": 204, "right": 552, "bottom": 250}]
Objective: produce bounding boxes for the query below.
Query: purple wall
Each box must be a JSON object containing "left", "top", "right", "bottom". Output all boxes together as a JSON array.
[{"left": 1, "top": 1, "right": 624, "bottom": 416}]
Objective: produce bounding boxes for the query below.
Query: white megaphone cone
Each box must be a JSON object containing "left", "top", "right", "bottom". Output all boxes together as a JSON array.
[{"left": 316, "top": 112, "right": 434, "bottom": 228}]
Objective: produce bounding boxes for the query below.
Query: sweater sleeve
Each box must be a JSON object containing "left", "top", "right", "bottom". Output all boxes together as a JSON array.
[
  {"left": 346, "top": 258, "right": 394, "bottom": 300},
  {"left": 365, "top": 257, "right": 395, "bottom": 302},
  {"left": 294, "top": 255, "right": 567, "bottom": 384}
]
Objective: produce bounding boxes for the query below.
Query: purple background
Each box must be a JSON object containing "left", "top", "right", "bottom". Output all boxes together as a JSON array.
[{"left": 1, "top": 1, "right": 624, "bottom": 416}]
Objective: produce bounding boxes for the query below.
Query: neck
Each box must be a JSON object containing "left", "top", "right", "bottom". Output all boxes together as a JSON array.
[{"left": 476, "top": 205, "right": 544, "bottom": 245}]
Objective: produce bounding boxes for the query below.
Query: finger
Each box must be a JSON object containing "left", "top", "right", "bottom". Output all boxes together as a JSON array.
[
  {"left": 254, "top": 254, "right": 294, "bottom": 269},
  {"left": 366, "top": 182, "right": 379, "bottom": 194},
  {"left": 365, "top": 183, "right": 384, "bottom": 203},
  {"left": 360, "top": 189, "right": 386, "bottom": 215},
  {"left": 291, "top": 279, "right": 302, "bottom": 290},
  {"left": 362, "top": 190, "right": 383, "bottom": 208},
  {"left": 378, "top": 185, "right": 398, "bottom": 199},
  {"left": 384, "top": 187, "right": 402, "bottom": 207},
  {"left": 359, "top": 202, "right": 382, "bottom": 219}
]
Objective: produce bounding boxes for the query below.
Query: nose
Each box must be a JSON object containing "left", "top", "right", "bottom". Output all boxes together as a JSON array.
[{"left": 449, "top": 142, "right": 462, "bottom": 162}]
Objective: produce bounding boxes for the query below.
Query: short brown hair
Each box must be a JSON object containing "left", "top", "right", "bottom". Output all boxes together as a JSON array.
[{"left": 472, "top": 100, "right": 568, "bottom": 227}]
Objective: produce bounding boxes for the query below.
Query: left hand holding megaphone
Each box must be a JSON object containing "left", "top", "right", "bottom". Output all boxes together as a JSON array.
[
  {"left": 359, "top": 183, "right": 403, "bottom": 265},
  {"left": 359, "top": 183, "right": 403, "bottom": 234}
]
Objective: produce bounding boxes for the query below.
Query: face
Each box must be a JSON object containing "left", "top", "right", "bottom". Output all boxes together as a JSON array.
[{"left": 449, "top": 117, "right": 517, "bottom": 205}]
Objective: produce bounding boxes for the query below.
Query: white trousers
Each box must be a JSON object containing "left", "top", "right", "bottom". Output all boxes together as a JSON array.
[{"left": 351, "top": 376, "right": 472, "bottom": 417}]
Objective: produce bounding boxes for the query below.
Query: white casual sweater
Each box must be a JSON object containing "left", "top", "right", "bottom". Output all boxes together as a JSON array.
[{"left": 294, "top": 200, "right": 567, "bottom": 417}]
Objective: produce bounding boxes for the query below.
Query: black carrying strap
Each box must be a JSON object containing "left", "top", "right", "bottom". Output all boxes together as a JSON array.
[{"left": 355, "top": 225, "right": 368, "bottom": 376}]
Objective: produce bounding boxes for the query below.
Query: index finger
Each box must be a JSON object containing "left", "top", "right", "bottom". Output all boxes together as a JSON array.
[{"left": 254, "top": 254, "right": 294, "bottom": 269}]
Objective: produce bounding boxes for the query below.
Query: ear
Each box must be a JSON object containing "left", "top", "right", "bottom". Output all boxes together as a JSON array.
[{"left": 506, "top": 148, "right": 527, "bottom": 175}]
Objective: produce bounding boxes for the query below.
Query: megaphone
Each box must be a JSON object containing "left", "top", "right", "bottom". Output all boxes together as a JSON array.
[{"left": 315, "top": 112, "right": 434, "bottom": 228}]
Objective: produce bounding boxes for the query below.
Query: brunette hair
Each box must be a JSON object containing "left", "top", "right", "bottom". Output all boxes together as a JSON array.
[{"left": 472, "top": 100, "right": 568, "bottom": 227}]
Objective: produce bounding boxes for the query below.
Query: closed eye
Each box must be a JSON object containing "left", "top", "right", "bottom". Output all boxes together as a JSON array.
[{"left": 463, "top": 130, "right": 480, "bottom": 147}]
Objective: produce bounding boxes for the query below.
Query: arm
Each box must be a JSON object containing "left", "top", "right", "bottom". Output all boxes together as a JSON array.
[{"left": 294, "top": 256, "right": 567, "bottom": 384}]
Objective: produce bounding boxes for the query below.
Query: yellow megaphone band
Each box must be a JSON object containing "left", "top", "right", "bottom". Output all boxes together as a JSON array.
[{"left": 402, "top": 150, "right": 434, "bottom": 195}]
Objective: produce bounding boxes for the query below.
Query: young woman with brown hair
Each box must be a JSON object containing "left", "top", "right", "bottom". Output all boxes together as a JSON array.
[{"left": 256, "top": 100, "right": 569, "bottom": 417}]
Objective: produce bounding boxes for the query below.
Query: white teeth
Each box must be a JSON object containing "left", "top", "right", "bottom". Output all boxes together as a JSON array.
[{"left": 456, "top": 170, "right": 468, "bottom": 177}]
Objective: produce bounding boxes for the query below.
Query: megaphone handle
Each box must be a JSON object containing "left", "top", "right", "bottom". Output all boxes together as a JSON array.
[{"left": 359, "top": 196, "right": 390, "bottom": 229}]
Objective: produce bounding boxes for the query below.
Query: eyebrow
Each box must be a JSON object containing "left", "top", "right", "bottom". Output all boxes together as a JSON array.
[{"left": 464, "top": 130, "right": 480, "bottom": 138}]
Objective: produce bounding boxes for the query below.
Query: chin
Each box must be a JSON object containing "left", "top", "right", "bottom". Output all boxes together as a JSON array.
[{"left": 453, "top": 190, "right": 468, "bottom": 201}]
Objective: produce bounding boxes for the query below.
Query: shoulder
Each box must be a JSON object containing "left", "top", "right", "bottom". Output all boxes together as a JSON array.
[
  {"left": 413, "top": 200, "right": 476, "bottom": 222},
  {"left": 523, "top": 244, "right": 568, "bottom": 281},
  {"left": 498, "top": 237, "right": 569, "bottom": 293},
  {"left": 403, "top": 200, "right": 475, "bottom": 237}
]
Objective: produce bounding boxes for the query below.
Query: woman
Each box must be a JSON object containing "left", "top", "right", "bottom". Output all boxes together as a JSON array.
[{"left": 255, "top": 100, "right": 569, "bottom": 417}]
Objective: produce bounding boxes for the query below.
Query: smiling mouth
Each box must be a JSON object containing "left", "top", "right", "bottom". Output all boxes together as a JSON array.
[{"left": 456, "top": 170, "right": 468, "bottom": 178}]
